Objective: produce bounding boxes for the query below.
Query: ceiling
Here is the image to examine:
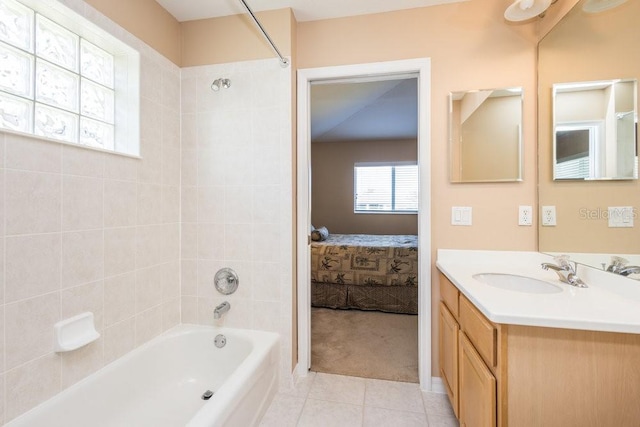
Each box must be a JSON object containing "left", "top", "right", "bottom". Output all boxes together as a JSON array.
[
  {"left": 311, "top": 78, "right": 418, "bottom": 143},
  {"left": 155, "top": 0, "right": 467, "bottom": 23},
  {"left": 156, "top": 0, "right": 460, "bottom": 142}
]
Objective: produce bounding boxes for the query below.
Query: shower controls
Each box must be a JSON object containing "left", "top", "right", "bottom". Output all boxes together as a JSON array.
[{"left": 214, "top": 268, "right": 239, "bottom": 295}]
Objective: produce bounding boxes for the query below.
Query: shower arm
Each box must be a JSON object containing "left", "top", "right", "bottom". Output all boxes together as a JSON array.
[{"left": 238, "top": 0, "right": 290, "bottom": 68}]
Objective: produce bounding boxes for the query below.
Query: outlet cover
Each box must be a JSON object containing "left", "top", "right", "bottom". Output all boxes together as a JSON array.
[
  {"left": 541, "top": 205, "right": 556, "bottom": 226},
  {"left": 451, "top": 206, "right": 472, "bottom": 226},
  {"left": 518, "top": 205, "right": 533, "bottom": 226},
  {"left": 608, "top": 206, "right": 634, "bottom": 228}
]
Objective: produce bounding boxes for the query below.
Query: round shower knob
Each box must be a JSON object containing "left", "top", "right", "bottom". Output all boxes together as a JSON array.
[{"left": 214, "top": 268, "right": 239, "bottom": 295}]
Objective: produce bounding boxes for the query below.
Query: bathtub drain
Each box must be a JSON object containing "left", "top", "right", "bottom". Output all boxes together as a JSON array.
[{"left": 201, "top": 390, "right": 214, "bottom": 400}]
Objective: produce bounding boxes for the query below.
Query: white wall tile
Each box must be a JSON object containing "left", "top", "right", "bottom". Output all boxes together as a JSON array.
[
  {"left": 135, "top": 264, "right": 163, "bottom": 312},
  {"left": 103, "top": 318, "right": 135, "bottom": 365},
  {"left": 5, "top": 134, "right": 61, "bottom": 173},
  {"left": 104, "top": 179, "right": 137, "bottom": 227},
  {"left": 5, "top": 354, "right": 60, "bottom": 422},
  {"left": 104, "top": 227, "right": 136, "bottom": 277},
  {"left": 5, "top": 171, "right": 61, "bottom": 235},
  {"left": 62, "top": 175, "right": 104, "bottom": 231},
  {"left": 60, "top": 281, "right": 104, "bottom": 332},
  {"left": 5, "top": 294, "right": 60, "bottom": 369},
  {"left": 5, "top": 234, "right": 61, "bottom": 302},
  {"left": 104, "top": 272, "right": 136, "bottom": 327},
  {"left": 61, "top": 230, "right": 104, "bottom": 288}
]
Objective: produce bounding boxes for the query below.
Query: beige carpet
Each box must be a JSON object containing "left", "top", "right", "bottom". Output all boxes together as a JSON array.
[{"left": 310, "top": 307, "right": 419, "bottom": 383}]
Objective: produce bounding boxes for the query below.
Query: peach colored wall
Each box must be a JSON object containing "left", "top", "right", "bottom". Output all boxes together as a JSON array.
[
  {"left": 298, "top": 1, "right": 539, "bottom": 375},
  {"left": 180, "top": 9, "right": 294, "bottom": 67},
  {"left": 311, "top": 140, "right": 419, "bottom": 235},
  {"left": 84, "top": 0, "right": 181, "bottom": 65},
  {"left": 538, "top": 0, "right": 640, "bottom": 255}
]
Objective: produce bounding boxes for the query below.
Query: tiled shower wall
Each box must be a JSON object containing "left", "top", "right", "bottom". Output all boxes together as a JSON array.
[
  {"left": 180, "top": 59, "right": 294, "bottom": 385},
  {"left": 0, "top": 1, "right": 181, "bottom": 423}
]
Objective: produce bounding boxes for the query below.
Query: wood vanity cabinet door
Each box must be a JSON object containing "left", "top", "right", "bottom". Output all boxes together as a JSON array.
[
  {"left": 439, "top": 302, "right": 459, "bottom": 417},
  {"left": 459, "top": 333, "right": 496, "bottom": 427}
]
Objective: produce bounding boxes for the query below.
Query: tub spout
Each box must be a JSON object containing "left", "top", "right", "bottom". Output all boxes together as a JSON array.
[{"left": 214, "top": 301, "right": 230, "bottom": 319}]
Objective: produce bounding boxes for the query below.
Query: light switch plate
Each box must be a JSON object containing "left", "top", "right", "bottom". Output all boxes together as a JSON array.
[
  {"left": 452, "top": 207, "right": 472, "bottom": 226},
  {"left": 608, "top": 206, "right": 634, "bottom": 228}
]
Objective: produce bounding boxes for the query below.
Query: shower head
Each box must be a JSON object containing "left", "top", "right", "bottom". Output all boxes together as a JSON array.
[{"left": 211, "top": 78, "right": 231, "bottom": 91}]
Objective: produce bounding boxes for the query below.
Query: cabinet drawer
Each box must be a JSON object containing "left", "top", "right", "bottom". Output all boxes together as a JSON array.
[
  {"left": 439, "top": 272, "right": 459, "bottom": 318},
  {"left": 459, "top": 295, "right": 497, "bottom": 367}
]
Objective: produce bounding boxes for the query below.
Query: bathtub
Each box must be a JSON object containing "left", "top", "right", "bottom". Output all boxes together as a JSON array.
[{"left": 6, "top": 324, "right": 280, "bottom": 427}]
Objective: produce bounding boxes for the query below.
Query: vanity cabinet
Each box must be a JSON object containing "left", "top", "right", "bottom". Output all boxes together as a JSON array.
[
  {"left": 438, "top": 271, "right": 640, "bottom": 427},
  {"left": 439, "top": 272, "right": 503, "bottom": 427}
]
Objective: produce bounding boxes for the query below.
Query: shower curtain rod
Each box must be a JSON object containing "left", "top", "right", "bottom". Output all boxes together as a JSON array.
[{"left": 238, "top": 0, "right": 290, "bottom": 68}]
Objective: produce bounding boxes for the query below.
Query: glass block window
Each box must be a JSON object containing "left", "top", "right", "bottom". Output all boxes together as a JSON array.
[
  {"left": 354, "top": 163, "right": 419, "bottom": 214},
  {"left": 0, "top": 0, "right": 138, "bottom": 154}
]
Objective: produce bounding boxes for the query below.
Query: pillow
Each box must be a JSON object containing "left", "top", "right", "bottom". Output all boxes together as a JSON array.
[{"left": 311, "top": 226, "right": 329, "bottom": 241}]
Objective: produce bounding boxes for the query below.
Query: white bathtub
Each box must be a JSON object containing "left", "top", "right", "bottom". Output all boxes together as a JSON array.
[{"left": 6, "top": 324, "right": 280, "bottom": 427}]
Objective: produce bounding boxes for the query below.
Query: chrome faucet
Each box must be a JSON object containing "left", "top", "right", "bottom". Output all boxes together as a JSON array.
[
  {"left": 214, "top": 301, "right": 231, "bottom": 319},
  {"left": 605, "top": 256, "right": 640, "bottom": 276},
  {"left": 541, "top": 256, "right": 588, "bottom": 288},
  {"left": 616, "top": 266, "right": 640, "bottom": 277}
]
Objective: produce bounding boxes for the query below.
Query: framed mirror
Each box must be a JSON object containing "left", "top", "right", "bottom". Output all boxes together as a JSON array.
[
  {"left": 538, "top": 0, "right": 640, "bottom": 275},
  {"left": 553, "top": 79, "right": 638, "bottom": 180},
  {"left": 449, "top": 87, "right": 523, "bottom": 183}
]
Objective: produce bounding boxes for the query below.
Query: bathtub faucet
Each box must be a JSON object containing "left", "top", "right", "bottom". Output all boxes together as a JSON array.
[{"left": 214, "top": 301, "right": 231, "bottom": 319}]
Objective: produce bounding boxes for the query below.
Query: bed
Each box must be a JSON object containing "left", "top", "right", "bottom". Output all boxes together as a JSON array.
[{"left": 310, "top": 234, "right": 418, "bottom": 314}]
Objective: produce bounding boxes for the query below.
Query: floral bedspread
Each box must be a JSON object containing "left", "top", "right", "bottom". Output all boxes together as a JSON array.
[{"left": 310, "top": 234, "right": 418, "bottom": 287}]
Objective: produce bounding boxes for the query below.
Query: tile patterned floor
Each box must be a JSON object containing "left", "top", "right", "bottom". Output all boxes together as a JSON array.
[{"left": 260, "top": 372, "right": 459, "bottom": 427}]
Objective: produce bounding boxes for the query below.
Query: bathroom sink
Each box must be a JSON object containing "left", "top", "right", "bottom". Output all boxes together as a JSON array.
[{"left": 472, "top": 273, "right": 563, "bottom": 294}]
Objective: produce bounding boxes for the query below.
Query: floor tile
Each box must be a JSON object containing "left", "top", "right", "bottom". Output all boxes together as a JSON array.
[
  {"left": 363, "top": 406, "right": 428, "bottom": 427},
  {"left": 427, "top": 414, "right": 460, "bottom": 427},
  {"left": 364, "top": 378, "right": 425, "bottom": 413},
  {"left": 259, "top": 394, "right": 306, "bottom": 427},
  {"left": 279, "top": 371, "right": 317, "bottom": 398},
  {"left": 307, "top": 373, "right": 366, "bottom": 405},
  {"left": 422, "top": 392, "right": 454, "bottom": 417},
  {"left": 297, "top": 398, "right": 363, "bottom": 427}
]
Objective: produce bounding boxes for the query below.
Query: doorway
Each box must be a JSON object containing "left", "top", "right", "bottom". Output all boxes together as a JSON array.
[{"left": 296, "top": 58, "right": 433, "bottom": 390}]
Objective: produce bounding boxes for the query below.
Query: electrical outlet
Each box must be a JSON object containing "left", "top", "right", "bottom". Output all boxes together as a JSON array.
[
  {"left": 541, "top": 205, "right": 556, "bottom": 226},
  {"left": 518, "top": 205, "right": 532, "bottom": 226}
]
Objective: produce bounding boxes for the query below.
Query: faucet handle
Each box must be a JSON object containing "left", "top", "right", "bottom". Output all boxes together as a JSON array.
[{"left": 553, "top": 255, "right": 576, "bottom": 273}]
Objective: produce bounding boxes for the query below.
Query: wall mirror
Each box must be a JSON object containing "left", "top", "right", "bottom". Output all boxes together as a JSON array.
[
  {"left": 538, "top": 0, "right": 640, "bottom": 275},
  {"left": 449, "top": 87, "right": 523, "bottom": 183},
  {"left": 553, "top": 79, "right": 637, "bottom": 180}
]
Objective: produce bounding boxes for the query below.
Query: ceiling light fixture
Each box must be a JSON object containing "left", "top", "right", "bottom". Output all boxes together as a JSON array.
[{"left": 504, "top": 0, "right": 552, "bottom": 22}]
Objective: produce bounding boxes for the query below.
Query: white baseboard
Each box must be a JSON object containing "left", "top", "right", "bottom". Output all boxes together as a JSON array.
[{"left": 430, "top": 376, "right": 446, "bottom": 394}]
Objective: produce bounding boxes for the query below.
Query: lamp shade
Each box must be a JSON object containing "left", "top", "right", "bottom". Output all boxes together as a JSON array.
[{"left": 504, "top": 0, "right": 552, "bottom": 21}]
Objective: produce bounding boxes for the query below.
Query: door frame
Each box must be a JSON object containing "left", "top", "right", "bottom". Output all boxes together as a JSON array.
[{"left": 295, "top": 58, "right": 433, "bottom": 390}]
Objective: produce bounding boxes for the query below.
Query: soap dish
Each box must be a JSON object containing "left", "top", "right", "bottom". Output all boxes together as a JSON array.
[{"left": 54, "top": 312, "right": 100, "bottom": 352}]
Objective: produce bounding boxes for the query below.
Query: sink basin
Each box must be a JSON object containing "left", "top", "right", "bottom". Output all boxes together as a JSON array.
[{"left": 472, "top": 273, "right": 563, "bottom": 294}]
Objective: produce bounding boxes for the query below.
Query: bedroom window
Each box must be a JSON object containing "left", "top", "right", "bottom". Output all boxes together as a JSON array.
[
  {"left": 354, "top": 163, "right": 418, "bottom": 213},
  {"left": 0, "top": 0, "right": 140, "bottom": 155}
]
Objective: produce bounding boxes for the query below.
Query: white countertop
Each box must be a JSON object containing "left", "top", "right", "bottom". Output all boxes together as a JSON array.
[{"left": 436, "top": 249, "right": 640, "bottom": 334}]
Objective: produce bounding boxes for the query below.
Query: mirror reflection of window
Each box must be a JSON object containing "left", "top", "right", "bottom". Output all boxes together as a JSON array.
[{"left": 552, "top": 79, "right": 638, "bottom": 180}]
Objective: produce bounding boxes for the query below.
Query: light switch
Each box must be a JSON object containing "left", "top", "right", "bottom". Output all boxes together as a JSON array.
[
  {"left": 452, "top": 207, "right": 472, "bottom": 226},
  {"left": 608, "top": 206, "right": 634, "bottom": 228}
]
